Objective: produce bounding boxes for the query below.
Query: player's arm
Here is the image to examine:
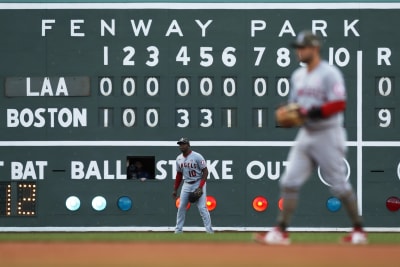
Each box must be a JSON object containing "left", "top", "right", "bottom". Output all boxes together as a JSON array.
[
  {"left": 172, "top": 171, "right": 183, "bottom": 199},
  {"left": 307, "top": 70, "right": 347, "bottom": 119},
  {"left": 306, "top": 69, "right": 347, "bottom": 119},
  {"left": 306, "top": 100, "right": 346, "bottom": 119},
  {"left": 198, "top": 167, "right": 208, "bottom": 189}
]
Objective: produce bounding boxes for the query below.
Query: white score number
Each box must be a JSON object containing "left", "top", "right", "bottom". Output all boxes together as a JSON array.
[
  {"left": 376, "top": 77, "right": 393, "bottom": 128},
  {"left": 377, "top": 109, "right": 392, "bottom": 128}
]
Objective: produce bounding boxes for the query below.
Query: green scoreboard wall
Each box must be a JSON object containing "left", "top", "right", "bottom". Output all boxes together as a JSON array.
[{"left": 0, "top": 2, "right": 399, "bottom": 231}]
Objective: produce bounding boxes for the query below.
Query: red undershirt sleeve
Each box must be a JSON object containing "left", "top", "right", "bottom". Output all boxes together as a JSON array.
[
  {"left": 199, "top": 179, "right": 206, "bottom": 188},
  {"left": 174, "top": 172, "right": 183, "bottom": 190},
  {"left": 321, "top": 100, "right": 346, "bottom": 117}
]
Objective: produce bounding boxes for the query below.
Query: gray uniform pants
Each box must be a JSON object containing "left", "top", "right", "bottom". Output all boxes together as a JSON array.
[
  {"left": 175, "top": 181, "right": 213, "bottom": 233},
  {"left": 280, "top": 126, "right": 353, "bottom": 197}
]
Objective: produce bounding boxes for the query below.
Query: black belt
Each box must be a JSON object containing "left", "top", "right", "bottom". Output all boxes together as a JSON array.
[{"left": 185, "top": 180, "right": 197, "bottom": 184}]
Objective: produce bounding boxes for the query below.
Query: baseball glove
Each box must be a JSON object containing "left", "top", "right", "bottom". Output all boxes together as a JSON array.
[
  {"left": 188, "top": 188, "right": 203, "bottom": 203},
  {"left": 275, "top": 103, "right": 305, "bottom": 128}
]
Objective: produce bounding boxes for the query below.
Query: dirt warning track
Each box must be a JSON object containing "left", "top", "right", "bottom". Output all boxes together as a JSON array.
[{"left": 0, "top": 242, "right": 398, "bottom": 267}]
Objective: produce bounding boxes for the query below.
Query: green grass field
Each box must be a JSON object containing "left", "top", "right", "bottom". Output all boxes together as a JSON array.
[{"left": 0, "top": 232, "right": 399, "bottom": 244}]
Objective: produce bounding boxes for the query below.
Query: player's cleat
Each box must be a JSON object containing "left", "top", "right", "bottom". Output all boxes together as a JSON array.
[
  {"left": 253, "top": 227, "right": 290, "bottom": 245},
  {"left": 253, "top": 233, "right": 268, "bottom": 244},
  {"left": 341, "top": 229, "right": 368, "bottom": 245}
]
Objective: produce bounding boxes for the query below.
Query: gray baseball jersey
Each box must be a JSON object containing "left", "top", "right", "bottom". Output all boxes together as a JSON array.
[
  {"left": 281, "top": 60, "right": 352, "bottom": 197},
  {"left": 289, "top": 60, "right": 346, "bottom": 130},
  {"left": 176, "top": 151, "right": 207, "bottom": 182}
]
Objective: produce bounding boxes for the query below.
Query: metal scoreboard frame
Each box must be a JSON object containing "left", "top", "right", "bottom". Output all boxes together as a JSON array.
[{"left": 0, "top": 2, "right": 399, "bottom": 232}]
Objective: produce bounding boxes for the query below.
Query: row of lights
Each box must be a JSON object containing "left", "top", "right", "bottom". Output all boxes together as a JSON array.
[
  {"left": 66, "top": 195, "right": 218, "bottom": 212},
  {"left": 252, "top": 196, "right": 344, "bottom": 212},
  {"left": 175, "top": 196, "right": 217, "bottom": 211},
  {"left": 185, "top": 196, "right": 344, "bottom": 212},
  {"left": 66, "top": 195, "right": 400, "bottom": 212},
  {"left": 65, "top": 195, "right": 217, "bottom": 212},
  {"left": 65, "top": 196, "right": 400, "bottom": 212},
  {"left": 254, "top": 196, "right": 400, "bottom": 212}
]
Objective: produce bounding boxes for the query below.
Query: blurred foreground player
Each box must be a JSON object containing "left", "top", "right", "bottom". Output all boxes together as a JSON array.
[{"left": 254, "top": 31, "right": 367, "bottom": 245}]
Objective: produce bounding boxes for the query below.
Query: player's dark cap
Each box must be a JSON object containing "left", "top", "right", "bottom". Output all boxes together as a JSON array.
[
  {"left": 291, "top": 30, "right": 321, "bottom": 48},
  {"left": 177, "top": 137, "right": 190, "bottom": 145}
]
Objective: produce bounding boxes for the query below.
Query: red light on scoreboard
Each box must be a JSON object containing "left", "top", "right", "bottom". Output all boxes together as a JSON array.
[
  {"left": 175, "top": 197, "right": 190, "bottom": 210},
  {"left": 206, "top": 196, "right": 217, "bottom": 211},
  {"left": 386, "top": 196, "right": 400, "bottom": 212},
  {"left": 252, "top": 196, "right": 268, "bottom": 212},
  {"left": 278, "top": 198, "right": 284, "bottom": 211}
]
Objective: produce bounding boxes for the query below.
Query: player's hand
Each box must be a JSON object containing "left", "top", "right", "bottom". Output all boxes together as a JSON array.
[
  {"left": 275, "top": 103, "right": 306, "bottom": 127},
  {"left": 188, "top": 187, "right": 203, "bottom": 203},
  {"left": 194, "top": 187, "right": 203, "bottom": 196},
  {"left": 172, "top": 189, "right": 178, "bottom": 199},
  {"left": 299, "top": 107, "right": 308, "bottom": 117}
]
